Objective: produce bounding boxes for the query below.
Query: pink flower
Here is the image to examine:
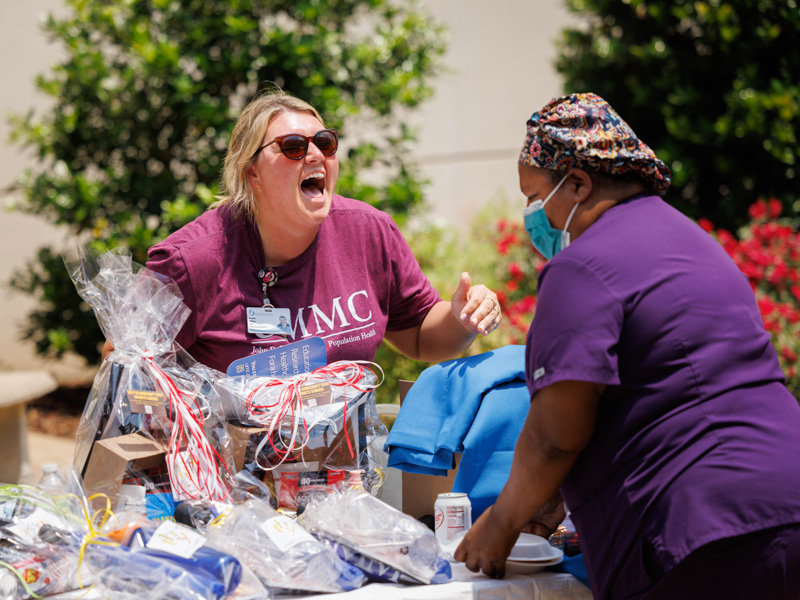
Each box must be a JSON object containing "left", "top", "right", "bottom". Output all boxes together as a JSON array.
[
  {"left": 749, "top": 199, "right": 767, "bottom": 222},
  {"left": 511, "top": 295, "right": 536, "bottom": 315},
  {"left": 740, "top": 262, "right": 764, "bottom": 283},
  {"left": 757, "top": 295, "right": 777, "bottom": 319},
  {"left": 717, "top": 230, "right": 738, "bottom": 256},
  {"left": 697, "top": 218, "right": 714, "bottom": 233},
  {"left": 767, "top": 261, "right": 790, "bottom": 288},
  {"left": 496, "top": 290, "right": 508, "bottom": 307},
  {"left": 496, "top": 232, "right": 520, "bottom": 256},
  {"left": 764, "top": 318, "right": 781, "bottom": 333},
  {"left": 768, "top": 198, "right": 783, "bottom": 220},
  {"left": 508, "top": 262, "right": 524, "bottom": 280}
]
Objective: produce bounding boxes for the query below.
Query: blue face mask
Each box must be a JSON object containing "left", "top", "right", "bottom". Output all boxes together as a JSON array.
[{"left": 522, "top": 174, "right": 579, "bottom": 260}]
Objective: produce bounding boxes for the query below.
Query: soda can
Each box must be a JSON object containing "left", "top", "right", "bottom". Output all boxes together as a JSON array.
[{"left": 434, "top": 492, "right": 472, "bottom": 543}]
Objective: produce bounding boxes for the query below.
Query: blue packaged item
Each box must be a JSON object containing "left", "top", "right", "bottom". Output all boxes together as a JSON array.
[
  {"left": 85, "top": 521, "right": 242, "bottom": 600},
  {"left": 206, "top": 499, "right": 366, "bottom": 594},
  {"left": 300, "top": 488, "right": 451, "bottom": 585},
  {"left": 121, "top": 465, "right": 179, "bottom": 522},
  {"left": 321, "top": 538, "right": 452, "bottom": 584}
]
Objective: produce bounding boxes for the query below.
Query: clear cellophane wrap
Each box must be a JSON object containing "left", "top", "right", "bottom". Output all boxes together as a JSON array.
[
  {"left": 206, "top": 498, "right": 366, "bottom": 594},
  {"left": 217, "top": 362, "right": 388, "bottom": 507},
  {"left": 86, "top": 513, "right": 270, "bottom": 600},
  {"left": 65, "top": 247, "right": 235, "bottom": 507},
  {"left": 299, "top": 487, "right": 451, "bottom": 585},
  {"left": 0, "top": 468, "right": 100, "bottom": 598}
]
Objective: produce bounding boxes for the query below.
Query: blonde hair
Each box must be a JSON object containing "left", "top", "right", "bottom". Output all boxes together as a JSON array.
[{"left": 214, "top": 89, "right": 323, "bottom": 221}]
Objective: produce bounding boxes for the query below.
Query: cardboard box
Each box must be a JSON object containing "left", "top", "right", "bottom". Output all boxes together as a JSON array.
[
  {"left": 227, "top": 418, "right": 361, "bottom": 474},
  {"left": 227, "top": 422, "right": 272, "bottom": 472},
  {"left": 398, "top": 380, "right": 461, "bottom": 519},
  {"left": 82, "top": 432, "right": 166, "bottom": 507}
]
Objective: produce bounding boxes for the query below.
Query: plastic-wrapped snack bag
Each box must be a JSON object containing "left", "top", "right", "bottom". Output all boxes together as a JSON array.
[
  {"left": 206, "top": 498, "right": 366, "bottom": 594},
  {"left": 118, "top": 462, "right": 178, "bottom": 521},
  {"left": 299, "top": 487, "right": 452, "bottom": 585},
  {"left": 85, "top": 517, "right": 261, "bottom": 600},
  {"left": 219, "top": 362, "right": 388, "bottom": 509},
  {"left": 0, "top": 470, "right": 94, "bottom": 599},
  {"left": 64, "top": 247, "right": 235, "bottom": 510}
]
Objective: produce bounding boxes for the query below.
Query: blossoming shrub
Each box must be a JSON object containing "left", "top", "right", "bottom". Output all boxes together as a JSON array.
[
  {"left": 485, "top": 217, "right": 545, "bottom": 346},
  {"left": 700, "top": 198, "right": 800, "bottom": 399}
]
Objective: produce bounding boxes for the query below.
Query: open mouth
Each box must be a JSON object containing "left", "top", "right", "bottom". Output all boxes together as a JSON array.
[{"left": 301, "top": 172, "right": 325, "bottom": 199}]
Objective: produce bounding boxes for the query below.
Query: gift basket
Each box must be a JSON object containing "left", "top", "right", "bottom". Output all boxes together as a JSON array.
[
  {"left": 206, "top": 498, "right": 366, "bottom": 594},
  {"left": 65, "top": 247, "right": 235, "bottom": 515},
  {"left": 299, "top": 487, "right": 452, "bottom": 585},
  {"left": 218, "top": 361, "right": 388, "bottom": 511}
]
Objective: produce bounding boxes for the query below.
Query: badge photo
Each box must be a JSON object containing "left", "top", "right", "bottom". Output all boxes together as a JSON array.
[{"left": 247, "top": 307, "right": 292, "bottom": 335}]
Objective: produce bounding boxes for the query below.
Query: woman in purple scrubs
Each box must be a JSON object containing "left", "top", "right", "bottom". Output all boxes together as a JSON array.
[{"left": 455, "top": 93, "right": 800, "bottom": 599}]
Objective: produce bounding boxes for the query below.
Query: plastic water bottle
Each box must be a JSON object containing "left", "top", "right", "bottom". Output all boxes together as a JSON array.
[{"left": 37, "top": 464, "right": 66, "bottom": 494}]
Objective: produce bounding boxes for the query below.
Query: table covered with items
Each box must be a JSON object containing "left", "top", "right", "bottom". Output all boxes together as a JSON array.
[
  {"left": 44, "top": 565, "right": 590, "bottom": 600},
  {"left": 0, "top": 248, "right": 590, "bottom": 600}
]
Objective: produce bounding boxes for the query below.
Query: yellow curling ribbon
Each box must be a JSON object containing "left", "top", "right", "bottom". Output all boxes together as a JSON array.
[
  {"left": 0, "top": 484, "right": 110, "bottom": 597},
  {"left": 76, "top": 493, "right": 121, "bottom": 588}
]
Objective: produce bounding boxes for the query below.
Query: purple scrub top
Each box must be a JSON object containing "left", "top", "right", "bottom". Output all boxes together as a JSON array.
[{"left": 525, "top": 195, "right": 800, "bottom": 599}]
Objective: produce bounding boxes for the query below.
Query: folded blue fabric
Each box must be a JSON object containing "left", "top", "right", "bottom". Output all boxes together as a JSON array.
[
  {"left": 454, "top": 378, "right": 529, "bottom": 517},
  {"left": 385, "top": 345, "right": 529, "bottom": 519}
]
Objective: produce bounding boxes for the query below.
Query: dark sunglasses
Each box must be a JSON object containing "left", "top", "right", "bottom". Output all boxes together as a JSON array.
[{"left": 253, "top": 129, "right": 338, "bottom": 160}]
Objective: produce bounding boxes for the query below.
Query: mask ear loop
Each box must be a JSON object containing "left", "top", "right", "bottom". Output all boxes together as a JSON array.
[
  {"left": 542, "top": 173, "right": 569, "bottom": 207},
  {"left": 561, "top": 201, "right": 581, "bottom": 249}
]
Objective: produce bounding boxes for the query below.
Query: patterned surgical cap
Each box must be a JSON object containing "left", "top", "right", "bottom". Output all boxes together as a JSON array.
[{"left": 519, "top": 93, "right": 671, "bottom": 195}]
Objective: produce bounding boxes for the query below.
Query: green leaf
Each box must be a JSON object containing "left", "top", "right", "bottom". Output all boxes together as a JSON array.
[{"left": 555, "top": 0, "right": 800, "bottom": 230}]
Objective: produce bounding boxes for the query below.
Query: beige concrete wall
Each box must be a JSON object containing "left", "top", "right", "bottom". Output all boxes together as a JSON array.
[
  {"left": 0, "top": 0, "right": 95, "bottom": 383},
  {"left": 0, "top": 0, "right": 573, "bottom": 378},
  {"left": 413, "top": 0, "right": 573, "bottom": 229}
]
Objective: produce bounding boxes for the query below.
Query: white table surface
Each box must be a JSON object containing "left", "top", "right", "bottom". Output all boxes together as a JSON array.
[
  {"left": 47, "top": 562, "right": 591, "bottom": 600},
  {"left": 288, "top": 563, "right": 591, "bottom": 600}
]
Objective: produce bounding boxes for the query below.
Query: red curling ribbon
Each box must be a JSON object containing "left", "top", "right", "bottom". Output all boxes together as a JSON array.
[
  {"left": 143, "top": 352, "right": 232, "bottom": 502},
  {"left": 246, "top": 361, "right": 383, "bottom": 471}
]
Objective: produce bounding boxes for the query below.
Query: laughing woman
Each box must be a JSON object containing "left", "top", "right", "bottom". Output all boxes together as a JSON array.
[{"left": 116, "top": 90, "right": 501, "bottom": 373}]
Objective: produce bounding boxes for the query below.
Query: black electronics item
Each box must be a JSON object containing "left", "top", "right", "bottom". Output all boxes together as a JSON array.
[{"left": 79, "top": 361, "right": 126, "bottom": 478}]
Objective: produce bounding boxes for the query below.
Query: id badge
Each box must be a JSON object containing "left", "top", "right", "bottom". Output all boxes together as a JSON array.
[{"left": 247, "top": 306, "right": 292, "bottom": 335}]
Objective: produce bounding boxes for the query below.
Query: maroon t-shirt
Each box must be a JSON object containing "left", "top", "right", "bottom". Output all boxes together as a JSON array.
[{"left": 147, "top": 195, "right": 441, "bottom": 372}]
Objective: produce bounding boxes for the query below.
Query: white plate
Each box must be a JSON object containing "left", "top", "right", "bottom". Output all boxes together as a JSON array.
[
  {"left": 508, "top": 532, "right": 564, "bottom": 561},
  {"left": 508, "top": 532, "right": 562, "bottom": 561},
  {"left": 507, "top": 552, "right": 563, "bottom": 563},
  {"left": 505, "top": 554, "right": 564, "bottom": 574}
]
